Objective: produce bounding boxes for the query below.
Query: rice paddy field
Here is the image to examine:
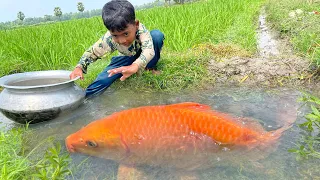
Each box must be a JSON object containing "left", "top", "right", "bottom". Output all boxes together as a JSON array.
[{"left": 0, "top": 0, "right": 264, "bottom": 90}]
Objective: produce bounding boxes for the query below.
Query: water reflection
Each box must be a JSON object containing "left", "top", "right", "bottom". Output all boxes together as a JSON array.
[{"left": 1, "top": 87, "right": 318, "bottom": 179}]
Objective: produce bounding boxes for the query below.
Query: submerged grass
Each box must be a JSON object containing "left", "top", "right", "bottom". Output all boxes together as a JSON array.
[
  {"left": 265, "top": 0, "right": 320, "bottom": 66},
  {"left": 0, "top": 0, "right": 264, "bottom": 90}
]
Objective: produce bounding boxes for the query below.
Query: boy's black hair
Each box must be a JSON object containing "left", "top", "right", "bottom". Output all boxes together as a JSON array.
[{"left": 102, "top": 0, "right": 136, "bottom": 32}]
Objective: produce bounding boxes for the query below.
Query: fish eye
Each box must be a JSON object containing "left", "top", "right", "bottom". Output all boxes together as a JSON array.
[{"left": 86, "top": 141, "right": 98, "bottom": 148}]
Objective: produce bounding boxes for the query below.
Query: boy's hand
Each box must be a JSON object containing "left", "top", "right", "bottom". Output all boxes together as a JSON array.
[
  {"left": 108, "top": 63, "right": 139, "bottom": 81},
  {"left": 70, "top": 67, "right": 84, "bottom": 80}
]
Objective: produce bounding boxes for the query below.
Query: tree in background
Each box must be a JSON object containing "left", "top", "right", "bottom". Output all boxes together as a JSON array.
[
  {"left": 1, "top": 1, "right": 165, "bottom": 29},
  {"left": 17, "top": 11, "right": 25, "bottom": 21},
  {"left": 44, "top": 15, "right": 53, "bottom": 21},
  {"left": 77, "top": 2, "right": 85, "bottom": 13},
  {"left": 173, "top": 0, "right": 185, "bottom": 4},
  {"left": 54, "top": 7, "right": 63, "bottom": 20},
  {"left": 165, "top": 0, "right": 171, "bottom": 6}
]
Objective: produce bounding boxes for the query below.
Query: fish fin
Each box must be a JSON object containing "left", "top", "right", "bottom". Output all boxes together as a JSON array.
[
  {"left": 165, "top": 102, "right": 212, "bottom": 111},
  {"left": 120, "top": 134, "right": 130, "bottom": 154}
]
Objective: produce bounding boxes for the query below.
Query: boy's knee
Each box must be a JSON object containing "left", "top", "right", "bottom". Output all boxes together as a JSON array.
[{"left": 150, "top": 30, "right": 165, "bottom": 44}]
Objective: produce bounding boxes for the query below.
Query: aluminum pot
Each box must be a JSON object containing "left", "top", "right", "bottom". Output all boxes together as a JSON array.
[{"left": 0, "top": 70, "right": 85, "bottom": 124}]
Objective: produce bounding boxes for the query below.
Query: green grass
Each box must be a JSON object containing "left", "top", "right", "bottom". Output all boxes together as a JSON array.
[
  {"left": 0, "top": 0, "right": 264, "bottom": 90},
  {"left": 0, "top": 125, "right": 72, "bottom": 179},
  {"left": 265, "top": 0, "right": 320, "bottom": 65},
  {"left": 289, "top": 92, "right": 320, "bottom": 160}
]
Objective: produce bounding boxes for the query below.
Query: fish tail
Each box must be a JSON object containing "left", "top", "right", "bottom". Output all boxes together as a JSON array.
[
  {"left": 261, "top": 110, "right": 297, "bottom": 145},
  {"left": 257, "top": 106, "right": 298, "bottom": 147},
  {"left": 268, "top": 101, "right": 298, "bottom": 138},
  {"left": 277, "top": 104, "right": 298, "bottom": 129},
  {"left": 268, "top": 122, "right": 294, "bottom": 140}
]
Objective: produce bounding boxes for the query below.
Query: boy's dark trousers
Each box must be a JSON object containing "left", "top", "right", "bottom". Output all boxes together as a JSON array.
[{"left": 85, "top": 30, "right": 164, "bottom": 98}]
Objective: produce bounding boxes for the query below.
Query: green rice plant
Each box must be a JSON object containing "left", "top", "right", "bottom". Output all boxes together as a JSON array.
[
  {"left": 0, "top": 17, "right": 105, "bottom": 76},
  {"left": 137, "top": 0, "right": 263, "bottom": 52},
  {"left": 289, "top": 92, "right": 320, "bottom": 160}
]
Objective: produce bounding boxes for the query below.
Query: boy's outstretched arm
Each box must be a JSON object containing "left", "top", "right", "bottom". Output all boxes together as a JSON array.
[
  {"left": 107, "top": 63, "right": 139, "bottom": 81},
  {"left": 70, "top": 33, "right": 116, "bottom": 80}
]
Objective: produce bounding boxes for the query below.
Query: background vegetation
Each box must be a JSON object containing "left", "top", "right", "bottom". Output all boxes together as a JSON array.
[
  {"left": 266, "top": 0, "right": 320, "bottom": 65},
  {"left": 0, "top": 0, "right": 264, "bottom": 91}
]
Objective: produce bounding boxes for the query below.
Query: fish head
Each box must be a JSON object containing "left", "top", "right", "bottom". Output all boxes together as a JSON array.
[{"left": 65, "top": 118, "right": 127, "bottom": 161}]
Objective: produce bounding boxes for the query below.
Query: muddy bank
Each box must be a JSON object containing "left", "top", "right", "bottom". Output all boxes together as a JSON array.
[
  {"left": 208, "top": 7, "right": 314, "bottom": 88},
  {"left": 209, "top": 55, "right": 311, "bottom": 87}
]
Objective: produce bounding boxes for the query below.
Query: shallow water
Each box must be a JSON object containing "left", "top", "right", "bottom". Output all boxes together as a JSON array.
[
  {"left": 257, "top": 7, "right": 280, "bottom": 57},
  {"left": 1, "top": 87, "right": 319, "bottom": 180}
]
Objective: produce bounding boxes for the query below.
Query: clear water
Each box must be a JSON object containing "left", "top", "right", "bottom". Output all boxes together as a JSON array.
[
  {"left": 1, "top": 87, "right": 319, "bottom": 180},
  {"left": 6, "top": 78, "right": 68, "bottom": 86},
  {"left": 257, "top": 7, "right": 280, "bottom": 58}
]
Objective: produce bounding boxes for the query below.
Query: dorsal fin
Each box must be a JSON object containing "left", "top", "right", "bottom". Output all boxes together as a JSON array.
[{"left": 164, "top": 102, "right": 211, "bottom": 111}]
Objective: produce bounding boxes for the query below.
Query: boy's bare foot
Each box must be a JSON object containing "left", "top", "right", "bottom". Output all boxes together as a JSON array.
[
  {"left": 146, "top": 68, "right": 161, "bottom": 75},
  {"left": 151, "top": 69, "right": 161, "bottom": 75}
]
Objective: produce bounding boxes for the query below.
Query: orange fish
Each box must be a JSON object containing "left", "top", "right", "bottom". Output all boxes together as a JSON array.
[{"left": 65, "top": 102, "right": 295, "bottom": 168}]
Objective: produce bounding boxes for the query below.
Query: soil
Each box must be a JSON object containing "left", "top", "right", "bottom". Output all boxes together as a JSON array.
[{"left": 208, "top": 7, "right": 315, "bottom": 88}]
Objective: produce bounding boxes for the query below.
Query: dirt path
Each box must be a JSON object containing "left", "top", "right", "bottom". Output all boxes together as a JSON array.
[{"left": 208, "top": 7, "right": 312, "bottom": 87}]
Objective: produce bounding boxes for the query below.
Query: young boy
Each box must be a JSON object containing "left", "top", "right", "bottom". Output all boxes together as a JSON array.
[{"left": 70, "top": 0, "right": 164, "bottom": 98}]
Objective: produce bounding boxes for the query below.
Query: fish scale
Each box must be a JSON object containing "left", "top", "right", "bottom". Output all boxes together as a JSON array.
[
  {"left": 65, "top": 102, "right": 296, "bottom": 168},
  {"left": 109, "top": 105, "right": 258, "bottom": 147}
]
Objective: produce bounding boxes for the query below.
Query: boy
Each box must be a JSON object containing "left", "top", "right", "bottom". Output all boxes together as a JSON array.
[{"left": 70, "top": 0, "right": 165, "bottom": 98}]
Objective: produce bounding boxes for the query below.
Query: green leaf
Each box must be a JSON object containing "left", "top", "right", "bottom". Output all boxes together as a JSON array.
[
  {"left": 311, "top": 105, "right": 320, "bottom": 116},
  {"left": 288, "top": 148, "right": 298, "bottom": 153}
]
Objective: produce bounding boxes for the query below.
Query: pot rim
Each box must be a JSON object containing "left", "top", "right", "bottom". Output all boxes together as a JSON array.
[{"left": 0, "top": 70, "right": 79, "bottom": 90}]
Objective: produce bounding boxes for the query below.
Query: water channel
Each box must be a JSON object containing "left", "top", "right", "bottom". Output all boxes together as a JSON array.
[{"left": 1, "top": 87, "right": 318, "bottom": 179}]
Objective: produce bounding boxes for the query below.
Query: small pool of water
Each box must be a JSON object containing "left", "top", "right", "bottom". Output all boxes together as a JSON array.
[{"left": 1, "top": 87, "right": 319, "bottom": 179}]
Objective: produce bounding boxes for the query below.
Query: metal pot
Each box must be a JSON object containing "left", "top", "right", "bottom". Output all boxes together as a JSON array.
[{"left": 0, "top": 70, "right": 85, "bottom": 124}]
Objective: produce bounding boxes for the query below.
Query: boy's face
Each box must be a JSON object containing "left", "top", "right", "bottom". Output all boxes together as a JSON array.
[{"left": 110, "top": 20, "right": 139, "bottom": 47}]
